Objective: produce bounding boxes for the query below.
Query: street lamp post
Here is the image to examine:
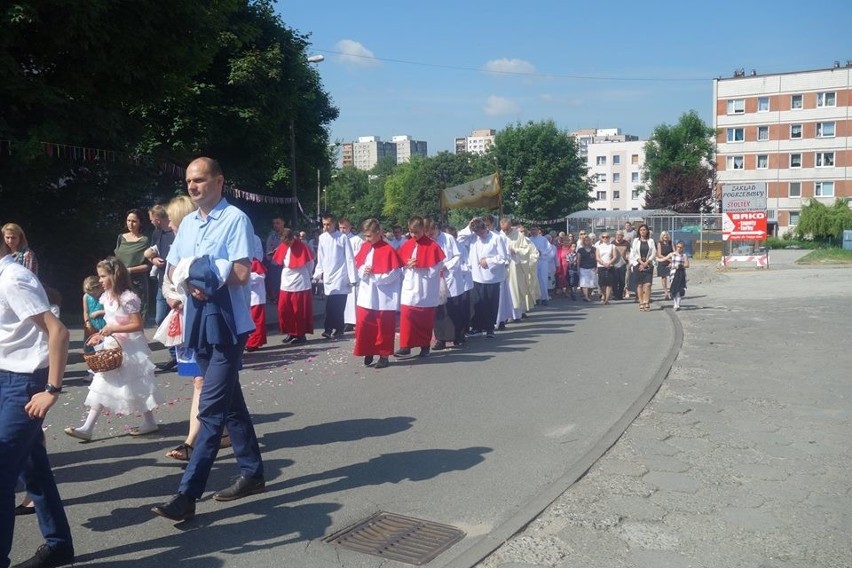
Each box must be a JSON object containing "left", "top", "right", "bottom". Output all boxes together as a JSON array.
[{"left": 290, "top": 54, "right": 325, "bottom": 229}]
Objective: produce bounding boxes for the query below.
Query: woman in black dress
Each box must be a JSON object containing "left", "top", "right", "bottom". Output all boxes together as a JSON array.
[{"left": 656, "top": 231, "right": 673, "bottom": 299}]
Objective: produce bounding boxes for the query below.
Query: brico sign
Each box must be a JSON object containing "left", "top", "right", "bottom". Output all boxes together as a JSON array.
[
  {"left": 723, "top": 211, "right": 767, "bottom": 241},
  {"left": 722, "top": 183, "right": 767, "bottom": 212}
]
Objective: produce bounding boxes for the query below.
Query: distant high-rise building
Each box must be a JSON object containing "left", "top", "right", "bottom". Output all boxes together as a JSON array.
[
  {"left": 392, "top": 135, "right": 428, "bottom": 164},
  {"left": 343, "top": 135, "right": 428, "bottom": 170},
  {"left": 571, "top": 128, "right": 638, "bottom": 159},
  {"left": 586, "top": 138, "right": 647, "bottom": 211},
  {"left": 454, "top": 129, "right": 496, "bottom": 155},
  {"left": 714, "top": 64, "right": 852, "bottom": 235},
  {"left": 350, "top": 136, "right": 397, "bottom": 170}
]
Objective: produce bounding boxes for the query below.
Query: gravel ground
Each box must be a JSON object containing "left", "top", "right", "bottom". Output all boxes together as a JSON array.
[{"left": 476, "top": 251, "right": 852, "bottom": 568}]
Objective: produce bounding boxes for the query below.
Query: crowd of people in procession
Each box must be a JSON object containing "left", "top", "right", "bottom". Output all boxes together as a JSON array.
[{"left": 1, "top": 156, "right": 691, "bottom": 568}]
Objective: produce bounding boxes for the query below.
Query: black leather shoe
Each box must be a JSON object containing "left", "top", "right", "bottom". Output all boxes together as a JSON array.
[
  {"left": 321, "top": 331, "right": 333, "bottom": 339},
  {"left": 419, "top": 347, "right": 430, "bottom": 357},
  {"left": 288, "top": 335, "right": 307, "bottom": 345},
  {"left": 151, "top": 493, "right": 196, "bottom": 521},
  {"left": 155, "top": 359, "right": 178, "bottom": 372},
  {"left": 13, "top": 543, "right": 75, "bottom": 568},
  {"left": 364, "top": 355, "right": 374, "bottom": 366},
  {"left": 213, "top": 475, "right": 265, "bottom": 502},
  {"left": 432, "top": 341, "right": 447, "bottom": 351},
  {"left": 375, "top": 357, "right": 389, "bottom": 369},
  {"left": 394, "top": 348, "right": 412, "bottom": 357}
]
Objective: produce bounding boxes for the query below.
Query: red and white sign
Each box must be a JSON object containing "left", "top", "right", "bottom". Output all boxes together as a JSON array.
[{"left": 723, "top": 211, "right": 767, "bottom": 241}]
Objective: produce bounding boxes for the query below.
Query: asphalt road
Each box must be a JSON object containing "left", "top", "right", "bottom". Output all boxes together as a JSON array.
[{"left": 11, "top": 282, "right": 674, "bottom": 567}]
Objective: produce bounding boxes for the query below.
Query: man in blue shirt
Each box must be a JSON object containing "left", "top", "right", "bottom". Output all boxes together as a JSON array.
[{"left": 152, "top": 157, "right": 265, "bottom": 522}]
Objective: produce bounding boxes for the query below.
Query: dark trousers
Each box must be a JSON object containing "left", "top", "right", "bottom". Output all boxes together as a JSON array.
[
  {"left": 1, "top": 369, "right": 73, "bottom": 564},
  {"left": 471, "top": 282, "right": 500, "bottom": 332},
  {"left": 178, "top": 337, "right": 263, "bottom": 499},
  {"left": 613, "top": 265, "right": 627, "bottom": 299},
  {"left": 324, "top": 293, "right": 347, "bottom": 334},
  {"left": 446, "top": 291, "right": 471, "bottom": 343}
]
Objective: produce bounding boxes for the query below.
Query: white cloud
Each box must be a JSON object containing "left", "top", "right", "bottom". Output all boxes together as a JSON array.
[
  {"left": 484, "top": 95, "right": 520, "bottom": 116},
  {"left": 334, "top": 39, "right": 381, "bottom": 68},
  {"left": 483, "top": 58, "right": 536, "bottom": 76}
]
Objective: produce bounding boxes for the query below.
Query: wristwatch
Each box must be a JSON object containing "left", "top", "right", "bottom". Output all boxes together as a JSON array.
[{"left": 44, "top": 384, "right": 63, "bottom": 394}]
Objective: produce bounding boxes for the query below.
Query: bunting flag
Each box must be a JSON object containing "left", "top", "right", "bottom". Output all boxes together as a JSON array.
[
  {"left": 226, "top": 185, "right": 299, "bottom": 205},
  {"left": 440, "top": 173, "right": 502, "bottom": 211},
  {"left": 508, "top": 215, "right": 568, "bottom": 226}
]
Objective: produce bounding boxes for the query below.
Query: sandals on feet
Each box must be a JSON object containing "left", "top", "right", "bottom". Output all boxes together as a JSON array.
[{"left": 165, "top": 443, "right": 193, "bottom": 461}]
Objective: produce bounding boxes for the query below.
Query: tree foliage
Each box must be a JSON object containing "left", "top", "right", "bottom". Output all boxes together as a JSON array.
[
  {"left": 489, "top": 120, "right": 591, "bottom": 225},
  {"left": 795, "top": 198, "right": 852, "bottom": 242},
  {"left": 642, "top": 111, "right": 716, "bottom": 213},
  {"left": 0, "top": 0, "right": 337, "bottom": 309}
]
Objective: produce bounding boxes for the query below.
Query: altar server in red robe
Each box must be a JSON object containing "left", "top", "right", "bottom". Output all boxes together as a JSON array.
[
  {"left": 394, "top": 216, "right": 445, "bottom": 358},
  {"left": 273, "top": 228, "right": 314, "bottom": 345},
  {"left": 353, "top": 218, "right": 403, "bottom": 369}
]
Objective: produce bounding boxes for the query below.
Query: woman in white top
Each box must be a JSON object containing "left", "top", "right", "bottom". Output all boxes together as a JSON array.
[
  {"left": 594, "top": 232, "right": 617, "bottom": 304},
  {"left": 630, "top": 224, "right": 656, "bottom": 312}
]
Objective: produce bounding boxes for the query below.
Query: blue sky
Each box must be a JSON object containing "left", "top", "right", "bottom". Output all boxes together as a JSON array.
[{"left": 279, "top": 1, "right": 851, "bottom": 154}]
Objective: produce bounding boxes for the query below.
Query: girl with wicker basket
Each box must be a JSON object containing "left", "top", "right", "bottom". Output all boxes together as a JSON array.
[{"left": 64, "top": 257, "right": 163, "bottom": 441}]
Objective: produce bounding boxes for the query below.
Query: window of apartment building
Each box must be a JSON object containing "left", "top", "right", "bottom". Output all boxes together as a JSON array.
[
  {"left": 613, "top": 172, "right": 621, "bottom": 182},
  {"left": 815, "top": 181, "right": 834, "bottom": 197},
  {"left": 789, "top": 182, "right": 801, "bottom": 198},
  {"left": 726, "top": 155, "right": 744, "bottom": 170},
  {"left": 613, "top": 190, "right": 621, "bottom": 199},
  {"left": 790, "top": 124, "right": 803, "bottom": 139},
  {"left": 817, "top": 91, "right": 836, "bottom": 107},
  {"left": 791, "top": 94, "right": 803, "bottom": 110},
  {"left": 757, "top": 96, "right": 770, "bottom": 112},
  {"left": 816, "top": 122, "right": 835, "bottom": 138},
  {"left": 815, "top": 152, "right": 835, "bottom": 167},
  {"left": 631, "top": 154, "right": 639, "bottom": 164},
  {"left": 596, "top": 191, "right": 607, "bottom": 200},
  {"left": 757, "top": 126, "right": 769, "bottom": 141},
  {"left": 631, "top": 172, "right": 639, "bottom": 183},
  {"left": 727, "top": 99, "right": 745, "bottom": 114},
  {"left": 757, "top": 155, "right": 769, "bottom": 169},
  {"left": 632, "top": 189, "right": 641, "bottom": 199},
  {"left": 597, "top": 173, "right": 607, "bottom": 183},
  {"left": 789, "top": 153, "right": 802, "bottom": 168},
  {"left": 596, "top": 156, "right": 607, "bottom": 165},
  {"left": 726, "top": 128, "right": 745, "bottom": 142},
  {"left": 789, "top": 211, "right": 800, "bottom": 225},
  {"left": 612, "top": 155, "right": 621, "bottom": 165}
]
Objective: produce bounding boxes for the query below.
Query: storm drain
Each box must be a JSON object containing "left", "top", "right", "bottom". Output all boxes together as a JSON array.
[{"left": 323, "top": 511, "right": 465, "bottom": 565}]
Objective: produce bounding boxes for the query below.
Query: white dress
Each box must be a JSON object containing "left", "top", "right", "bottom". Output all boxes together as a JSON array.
[{"left": 85, "top": 290, "right": 163, "bottom": 415}]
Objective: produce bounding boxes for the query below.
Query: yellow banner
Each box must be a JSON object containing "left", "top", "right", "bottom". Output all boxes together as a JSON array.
[{"left": 440, "top": 173, "right": 502, "bottom": 211}]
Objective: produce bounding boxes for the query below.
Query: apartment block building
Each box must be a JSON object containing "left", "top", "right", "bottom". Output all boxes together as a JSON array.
[
  {"left": 586, "top": 138, "right": 647, "bottom": 211},
  {"left": 572, "top": 128, "right": 638, "bottom": 159},
  {"left": 714, "top": 65, "right": 851, "bottom": 234},
  {"left": 392, "top": 135, "right": 428, "bottom": 164},
  {"left": 454, "top": 129, "right": 496, "bottom": 155},
  {"left": 341, "top": 135, "right": 428, "bottom": 170}
]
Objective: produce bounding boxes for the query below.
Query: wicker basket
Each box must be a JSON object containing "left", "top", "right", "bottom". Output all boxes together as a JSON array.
[{"left": 83, "top": 345, "right": 123, "bottom": 373}]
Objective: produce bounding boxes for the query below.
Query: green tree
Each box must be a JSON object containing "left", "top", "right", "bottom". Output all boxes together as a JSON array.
[
  {"left": 641, "top": 110, "right": 717, "bottom": 212},
  {"left": 489, "top": 120, "right": 591, "bottom": 224},
  {"left": 0, "top": 0, "right": 337, "bottom": 309},
  {"left": 795, "top": 198, "right": 852, "bottom": 242}
]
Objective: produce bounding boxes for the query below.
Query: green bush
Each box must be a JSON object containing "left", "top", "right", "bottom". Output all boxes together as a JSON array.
[{"left": 763, "top": 236, "right": 823, "bottom": 250}]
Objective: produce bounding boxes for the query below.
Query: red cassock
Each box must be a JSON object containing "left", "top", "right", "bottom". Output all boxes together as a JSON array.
[
  {"left": 246, "top": 258, "right": 268, "bottom": 349},
  {"left": 273, "top": 241, "right": 314, "bottom": 337},
  {"left": 353, "top": 240, "right": 403, "bottom": 357},
  {"left": 397, "top": 236, "right": 445, "bottom": 349}
]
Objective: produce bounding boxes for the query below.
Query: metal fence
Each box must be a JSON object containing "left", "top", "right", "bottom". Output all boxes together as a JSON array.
[{"left": 566, "top": 213, "right": 725, "bottom": 259}]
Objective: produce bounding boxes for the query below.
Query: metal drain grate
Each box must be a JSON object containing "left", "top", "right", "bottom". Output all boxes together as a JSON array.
[{"left": 324, "top": 511, "right": 465, "bottom": 565}]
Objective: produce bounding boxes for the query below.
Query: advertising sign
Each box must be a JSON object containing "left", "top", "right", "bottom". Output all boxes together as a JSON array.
[
  {"left": 722, "top": 183, "right": 767, "bottom": 212},
  {"left": 722, "top": 211, "right": 767, "bottom": 241}
]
